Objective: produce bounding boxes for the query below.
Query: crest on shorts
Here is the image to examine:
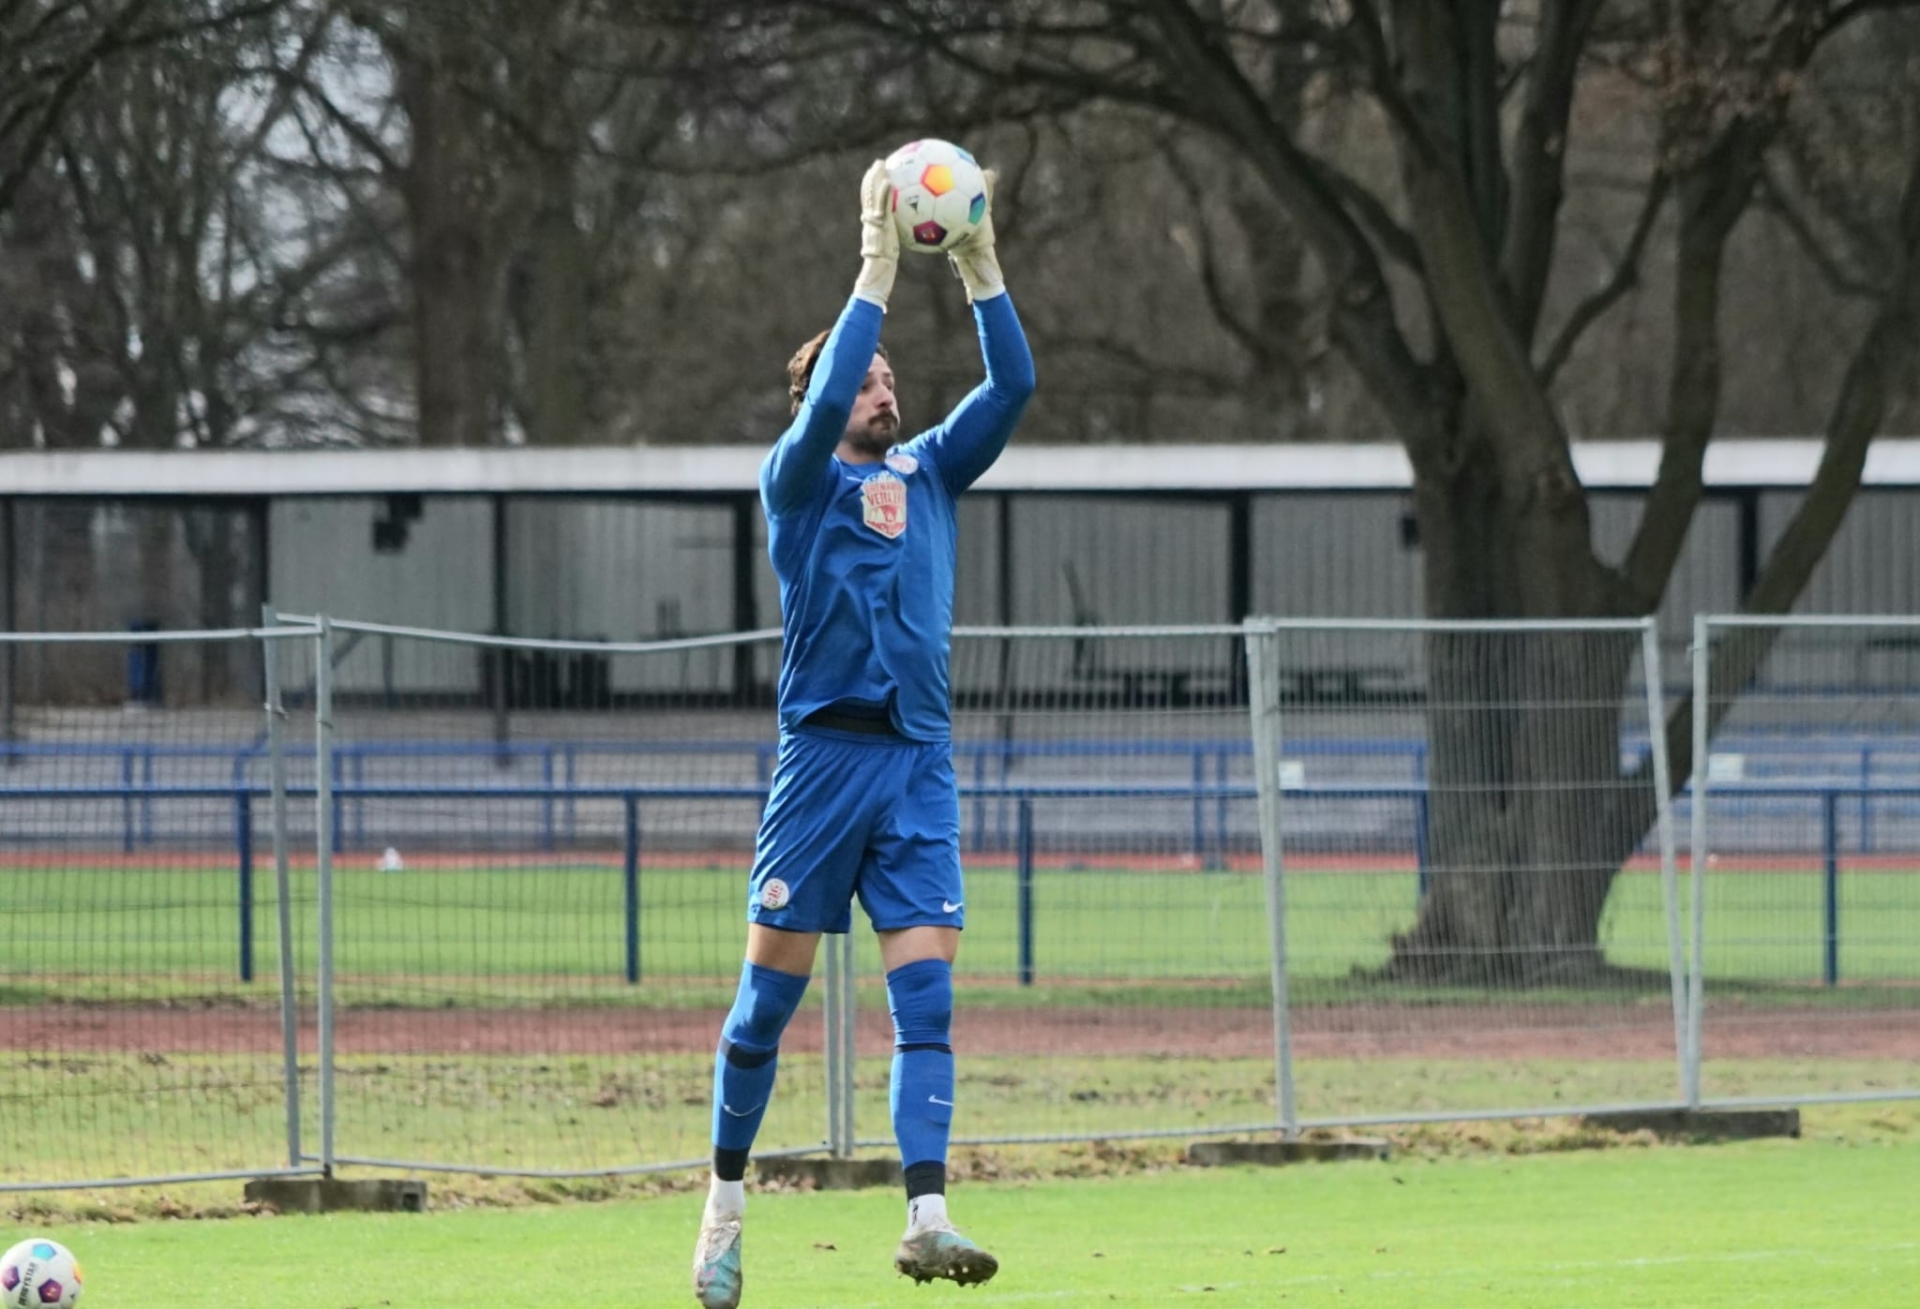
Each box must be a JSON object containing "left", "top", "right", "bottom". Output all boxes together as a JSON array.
[
  {"left": 885, "top": 451, "right": 919, "bottom": 475},
  {"left": 861, "top": 470, "right": 907, "bottom": 539},
  {"left": 760, "top": 878, "right": 790, "bottom": 910}
]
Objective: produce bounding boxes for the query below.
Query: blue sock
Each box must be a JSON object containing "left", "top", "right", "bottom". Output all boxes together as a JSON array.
[
  {"left": 712, "top": 961, "right": 811, "bottom": 1170},
  {"left": 887, "top": 958, "right": 955, "bottom": 1175}
]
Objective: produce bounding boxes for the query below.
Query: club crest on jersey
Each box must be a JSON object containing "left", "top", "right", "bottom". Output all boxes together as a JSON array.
[
  {"left": 862, "top": 470, "right": 907, "bottom": 539},
  {"left": 885, "top": 451, "right": 918, "bottom": 475}
]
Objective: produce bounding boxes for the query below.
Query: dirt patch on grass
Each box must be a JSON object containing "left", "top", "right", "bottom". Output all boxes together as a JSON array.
[{"left": 4, "top": 1000, "right": 1916, "bottom": 1060}]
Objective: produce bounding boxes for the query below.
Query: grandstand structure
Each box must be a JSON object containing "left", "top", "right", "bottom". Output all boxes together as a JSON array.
[{"left": 6, "top": 439, "right": 1920, "bottom": 711}]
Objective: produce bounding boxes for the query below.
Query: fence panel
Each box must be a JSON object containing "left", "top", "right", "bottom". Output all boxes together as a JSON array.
[
  {"left": 301, "top": 620, "right": 813, "bottom": 1177},
  {"left": 1251, "top": 618, "right": 1687, "bottom": 1127},
  {"left": 22, "top": 609, "right": 1920, "bottom": 1192},
  {"left": 844, "top": 626, "right": 1276, "bottom": 1151},
  {"left": 1691, "top": 617, "right": 1920, "bottom": 1107},
  {"left": 0, "top": 627, "right": 318, "bottom": 1191}
]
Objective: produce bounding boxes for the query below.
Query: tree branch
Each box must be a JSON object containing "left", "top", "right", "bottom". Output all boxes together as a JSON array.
[
  {"left": 279, "top": 67, "right": 404, "bottom": 177},
  {"left": 1315, "top": 156, "right": 1425, "bottom": 275},
  {"left": 1386, "top": 1, "right": 1576, "bottom": 476},
  {"left": 1647, "top": 118, "right": 1920, "bottom": 799},
  {"left": 1131, "top": 0, "right": 1440, "bottom": 450},
  {"left": 1619, "top": 88, "right": 1780, "bottom": 608},
  {"left": 1757, "top": 163, "right": 1882, "bottom": 302},
  {"left": 1160, "top": 139, "right": 1265, "bottom": 361},
  {"left": 1817, "top": 0, "right": 1920, "bottom": 41},
  {"left": 1502, "top": 0, "right": 1604, "bottom": 342},
  {"left": 0, "top": 0, "right": 289, "bottom": 217},
  {"left": 1537, "top": 169, "right": 1669, "bottom": 386},
  {"left": 0, "top": 0, "right": 156, "bottom": 215}
]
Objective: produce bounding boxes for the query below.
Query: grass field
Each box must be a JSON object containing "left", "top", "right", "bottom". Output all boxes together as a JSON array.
[
  {"left": 11, "top": 1109, "right": 1920, "bottom": 1306},
  {"left": 4, "top": 861, "right": 1920, "bottom": 1002}
]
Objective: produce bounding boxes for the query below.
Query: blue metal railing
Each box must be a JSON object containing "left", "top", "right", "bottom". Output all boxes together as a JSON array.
[
  {"left": 0, "top": 780, "right": 1907, "bottom": 990},
  {"left": 21, "top": 730, "right": 1920, "bottom": 866}
]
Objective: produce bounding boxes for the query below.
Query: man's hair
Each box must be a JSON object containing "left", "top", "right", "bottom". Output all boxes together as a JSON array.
[{"left": 788, "top": 331, "right": 888, "bottom": 415}]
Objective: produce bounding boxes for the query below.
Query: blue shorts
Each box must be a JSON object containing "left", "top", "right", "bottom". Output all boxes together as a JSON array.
[{"left": 747, "top": 727, "right": 964, "bottom": 934}]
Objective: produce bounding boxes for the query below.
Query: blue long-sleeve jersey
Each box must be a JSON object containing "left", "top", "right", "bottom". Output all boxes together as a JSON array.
[{"left": 760, "top": 292, "right": 1035, "bottom": 743}]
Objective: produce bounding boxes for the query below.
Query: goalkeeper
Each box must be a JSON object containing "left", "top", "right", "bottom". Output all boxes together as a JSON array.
[{"left": 692, "top": 158, "right": 1034, "bottom": 1309}]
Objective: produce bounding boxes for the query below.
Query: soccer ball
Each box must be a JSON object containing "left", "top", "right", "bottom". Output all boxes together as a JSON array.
[
  {"left": 885, "top": 139, "right": 988, "bottom": 255},
  {"left": 0, "top": 1239, "right": 83, "bottom": 1308}
]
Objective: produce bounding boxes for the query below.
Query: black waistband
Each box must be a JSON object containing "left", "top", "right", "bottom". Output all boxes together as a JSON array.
[{"left": 802, "top": 707, "right": 901, "bottom": 737}]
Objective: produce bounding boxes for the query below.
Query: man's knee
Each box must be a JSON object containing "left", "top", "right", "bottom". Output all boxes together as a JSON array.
[
  {"left": 886, "top": 957, "right": 953, "bottom": 1051},
  {"left": 720, "top": 962, "right": 811, "bottom": 1065}
]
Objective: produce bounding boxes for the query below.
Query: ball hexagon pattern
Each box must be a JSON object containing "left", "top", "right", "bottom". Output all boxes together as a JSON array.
[
  {"left": 884, "top": 139, "right": 987, "bottom": 255},
  {"left": 0, "top": 1238, "right": 82, "bottom": 1309}
]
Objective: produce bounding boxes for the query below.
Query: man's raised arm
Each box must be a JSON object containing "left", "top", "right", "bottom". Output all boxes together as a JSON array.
[
  {"left": 761, "top": 162, "right": 899, "bottom": 516},
  {"left": 918, "top": 175, "right": 1035, "bottom": 496}
]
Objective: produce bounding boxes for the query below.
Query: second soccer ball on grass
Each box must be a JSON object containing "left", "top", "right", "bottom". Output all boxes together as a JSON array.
[{"left": 1, "top": 1238, "right": 83, "bottom": 1309}]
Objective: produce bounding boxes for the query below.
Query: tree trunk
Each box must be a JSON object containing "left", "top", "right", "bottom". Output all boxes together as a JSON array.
[
  {"left": 395, "top": 29, "right": 510, "bottom": 448},
  {"left": 523, "top": 146, "right": 590, "bottom": 445},
  {"left": 1390, "top": 626, "right": 1643, "bottom": 985},
  {"left": 1383, "top": 427, "right": 1649, "bottom": 986}
]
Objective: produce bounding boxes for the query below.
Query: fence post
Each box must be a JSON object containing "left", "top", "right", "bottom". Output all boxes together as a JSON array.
[
  {"left": 260, "top": 609, "right": 304, "bottom": 1171},
  {"left": 821, "top": 931, "right": 856, "bottom": 1159},
  {"left": 623, "top": 795, "right": 640, "bottom": 985},
  {"left": 141, "top": 747, "right": 155, "bottom": 847},
  {"left": 330, "top": 747, "right": 344, "bottom": 856},
  {"left": 1413, "top": 793, "right": 1431, "bottom": 902},
  {"left": 236, "top": 791, "right": 254, "bottom": 983},
  {"left": 541, "top": 747, "right": 555, "bottom": 853},
  {"left": 1016, "top": 798, "right": 1035, "bottom": 987},
  {"left": 1215, "top": 749, "right": 1231, "bottom": 870},
  {"left": 1190, "top": 751, "right": 1206, "bottom": 867},
  {"left": 352, "top": 752, "right": 365, "bottom": 852},
  {"left": 121, "top": 750, "right": 134, "bottom": 854},
  {"left": 564, "top": 745, "right": 578, "bottom": 847},
  {"left": 1823, "top": 790, "right": 1840, "bottom": 988},
  {"left": 315, "top": 617, "right": 337, "bottom": 1177},
  {"left": 823, "top": 929, "right": 843, "bottom": 1156},
  {"left": 836, "top": 930, "right": 857, "bottom": 1155},
  {"left": 1244, "top": 621, "right": 1297, "bottom": 1140},
  {"left": 1686, "top": 615, "right": 1710, "bottom": 1109},
  {"left": 1639, "top": 618, "right": 1688, "bottom": 1109},
  {"left": 1859, "top": 746, "right": 1872, "bottom": 855}
]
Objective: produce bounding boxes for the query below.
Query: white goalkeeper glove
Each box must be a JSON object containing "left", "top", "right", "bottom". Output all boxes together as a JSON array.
[
  {"left": 853, "top": 159, "right": 899, "bottom": 308},
  {"left": 949, "top": 168, "right": 1006, "bottom": 302}
]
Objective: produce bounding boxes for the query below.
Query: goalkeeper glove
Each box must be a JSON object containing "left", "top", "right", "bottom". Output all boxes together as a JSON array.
[
  {"left": 949, "top": 168, "right": 1006, "bottom": 302},
  {"left": 854, "top": 159, "right": 899, "bottom": 308}
]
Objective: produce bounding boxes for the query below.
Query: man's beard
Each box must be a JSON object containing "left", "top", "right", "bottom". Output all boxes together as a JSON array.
[{"left": 845, "top": 417, "right": 895, "bottom": 458}]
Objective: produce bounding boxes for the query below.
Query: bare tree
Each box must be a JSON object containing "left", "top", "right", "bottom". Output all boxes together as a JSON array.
[
  {"left": 0, "top": 0, "right": 294, "bottom": 217},
  {"left": 732, "top": 0, "right": 1920, "bottom": 984}
]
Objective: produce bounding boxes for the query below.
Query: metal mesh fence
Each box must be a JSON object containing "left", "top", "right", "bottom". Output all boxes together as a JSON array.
[
  {"left": 15, "top": 610, "right": 1920, "bottom": 1193},
  {"left": 0, "top": 627, "right": 318, "bottom": 1189},
  {"left": 1248, "top": 618, "right": 1688, "bottom": 1127},
  {"left": 847, "top": 626, "right": 1274, "bottom": 1150},
  {"left": 1689, "top": 616, "right": 1920, "bottom": 1108},
  {"left": 300, "top": 619, "right": 813, "bottom": 1177}
]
